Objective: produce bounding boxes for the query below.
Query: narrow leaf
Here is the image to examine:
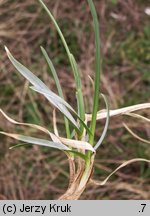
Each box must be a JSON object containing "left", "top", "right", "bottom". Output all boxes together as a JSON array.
[
  {"left": 30, "top": 86, "right": 75, "bottom": 113},
  {"left": 59, "top": 137, "right": 95, "bottom": 152},
  {"left": 100, "top": 158, "right": 150, "bottom": 185},
  {"left": 9, "top": 143, "right": 28, "bottom": 149},
  {"left": 38, "top": 0, "right": 70, "bottom": 57},
  {"left": 87, "top": 0, "right": 101, "bottom": 145},
  {"left": 5, "top": 47, "right": 78, "bottom": 129},
  {"left": 0, "top": 109, "right": 52, "bottom": 136},
  {"left": 69, "top": 53, "right": 85, "bottom": 129},
  {"left": 40, "top": 46, "right": 63, "bottom": 97},
  {"left": 31, "top": 86, "right": 79, "bottom": 129},
  {"left": 30, "top": 86, "right": 92, "bottom": 136},
  {"left": 0, "top": 109, "right": 66, "bottom": 148},
  {"left": 5, "top": 46, "right": 49, "bottom": 91},
  {"left": 0, "top": 110, "right": 92, "bottom": 152},
  {"left": 41, "top": 46, "right": 71, "bottom": 138},
  {"left": 0, "top": 132, "right": 70, "bottom": 151},
  {"left": 38, "top": 0, "right": 85, "bottom": 133},
  {"left": 86, "top": 103, "right": 150, "bottom": 122}
]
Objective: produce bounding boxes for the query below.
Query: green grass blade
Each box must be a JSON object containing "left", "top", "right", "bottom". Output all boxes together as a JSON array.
[
  {"left": 38, "top": 0, "right": 85, "bottom": 135},
  {"left": 40, "top": 46, "right": 63, "bottom": 97},
  {"left": 5, "top": 46, "right": 79, "bottom": 130},
  {"left": 31, "top": 86, "right": 92, "bottom": 136},
  {"left": 87, "top": 0, "right": 101, "bottom": 145},
  {"left": 69, "top": 54, "right": 85, "bottom": 127},
  {"left": 38, "top": 0, "right": 70, "bottom": 58},
  {"left": 30, "top": 86, "right": 75, "bottom": 113},
  {"left": 5, "top": 46, "right": 49, "bottom": 91},
  {"left": 9, "top": 143, "right": 28, "bottom": 149},
  {"left": 94, "top": 94, "right": 110, "bottom": 150},
  {"left": 0, "top": 132, "right": 70, "bottom": 151},
  {"left": 40, "top": 46, "right": 71, "bottom": 138},
  {"left": 31, "top": 86, "right": 79, "bottom": 129},
  {"left": 5, "top": 46, "right": 75, "bottom": 112}
]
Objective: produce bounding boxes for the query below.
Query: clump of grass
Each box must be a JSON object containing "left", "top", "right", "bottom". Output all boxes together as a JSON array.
[{"left": 0, "top": 0, "right": 150, "bottom": 200}]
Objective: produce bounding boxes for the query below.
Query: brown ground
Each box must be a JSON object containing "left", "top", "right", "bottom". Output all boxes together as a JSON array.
[{"left": 0, "top": 0, "right": 150, "bottom": 199}]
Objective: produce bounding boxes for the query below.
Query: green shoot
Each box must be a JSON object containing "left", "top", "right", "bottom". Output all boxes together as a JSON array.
[
  {"left": 38, "top": 0, "right": 85, "bottom": 135},
  {"left": 87, "top": 0, "right": 101, "bottom": 146},
  {"left": 40, "top": 46, "right": 71, "bottom": 138}
]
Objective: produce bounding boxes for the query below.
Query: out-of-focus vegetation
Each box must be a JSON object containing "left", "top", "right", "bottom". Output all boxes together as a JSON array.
[{"left": 0, "top": 0, "right": 150, "bottom": 199}]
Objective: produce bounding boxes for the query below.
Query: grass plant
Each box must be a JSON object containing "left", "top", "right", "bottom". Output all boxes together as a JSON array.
[{"left": 0, "top": 0, "right": 150, "bottom": 200}]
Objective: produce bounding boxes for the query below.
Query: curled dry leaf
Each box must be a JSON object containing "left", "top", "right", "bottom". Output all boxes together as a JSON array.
[
  {"left": 0, "top": 109, "right": 95, "bottom": 152},
  {"left": 86, "top": 103, "right": 150, "bottom": 122},
  {"left": 92, "top": 158, "right": 150, "bottom": 186},
  {"left": 0, "top": 109, "right": 52, "bottom": 135},
  {"left": 123, "top": 123, "right": 150, "bottom": 144},
  {"left": 59, "top": 137, "right": 95, "bottom": 153},
  {"left": 124, "top": 113, "right": 150, "bottom": 123}
]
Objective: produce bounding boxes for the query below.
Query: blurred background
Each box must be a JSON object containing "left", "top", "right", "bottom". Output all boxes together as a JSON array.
[{"left": 0, "top": 0, "right": 150, "bottom": 199}]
